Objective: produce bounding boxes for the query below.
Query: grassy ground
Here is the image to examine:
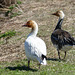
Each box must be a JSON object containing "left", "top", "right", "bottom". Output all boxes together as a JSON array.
[
  {"left": 0, "top": 0, "right": 75, "bottom": 75},
  {"left": 0, "top": 58, "right": 75, "bottom": 75}
]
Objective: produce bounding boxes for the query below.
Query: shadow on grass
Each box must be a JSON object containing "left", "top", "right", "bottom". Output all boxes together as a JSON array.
[
  {"left": 47, "top": 58, "right": 65, "bottom": 62},
  {"left": 6, "top": 65, "right": 38, "bottom": 72}
]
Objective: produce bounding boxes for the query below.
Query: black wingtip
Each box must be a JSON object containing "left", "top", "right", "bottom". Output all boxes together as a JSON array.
[{"left": 42, "top": 54, "right": 47, "bottom": 60}]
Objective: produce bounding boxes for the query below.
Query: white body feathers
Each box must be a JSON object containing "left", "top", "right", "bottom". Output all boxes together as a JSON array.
[
  {"left": 25, "top": 36, "right": 47, "bottom": 65},
  {"left": 24, "top": 20, "right": 47, "bottom": 65}
]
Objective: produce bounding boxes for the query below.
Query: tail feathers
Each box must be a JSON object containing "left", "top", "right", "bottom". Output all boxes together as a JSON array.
[
  {"left": 40, "top": 58, "right": 47, "bottom": 65},
  {"left": 40, "top": 54, "right": 47, "bottom": 65}
]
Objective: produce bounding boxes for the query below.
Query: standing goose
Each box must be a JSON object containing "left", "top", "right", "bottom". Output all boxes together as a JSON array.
[
  {"left": 23, "top": 20, "right": 47, "bottom": 68},
  {"left": 51, "top": 10, "right": 75, "bottom": 59}
]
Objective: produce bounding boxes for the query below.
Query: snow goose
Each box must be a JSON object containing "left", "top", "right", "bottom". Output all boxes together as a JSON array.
[
  {"left": 51, "top": 10, "right": 75, "bottom": 59},
  {"left": 23, "top": 20, "right": 47, "bottom": 68}
]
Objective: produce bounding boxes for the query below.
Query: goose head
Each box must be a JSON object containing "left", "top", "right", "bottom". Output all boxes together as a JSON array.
[
  {"left": 52, "top": 10, "right": 65, "bottom": 19},
  {"left": 22, "top": 20, "right": 38, "bottom": 36},
  {"left": 22, "top": 20, "right": 38, "bottom": 29}
]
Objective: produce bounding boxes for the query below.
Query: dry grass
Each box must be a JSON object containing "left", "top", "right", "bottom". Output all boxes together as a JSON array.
[{"left": 0, "top": 0, "right": 75, "bottom": 63}]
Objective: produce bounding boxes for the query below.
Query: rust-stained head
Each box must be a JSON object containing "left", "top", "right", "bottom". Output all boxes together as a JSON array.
[{"left": 22, "top": 20, "right": 36, "bottom": 29}]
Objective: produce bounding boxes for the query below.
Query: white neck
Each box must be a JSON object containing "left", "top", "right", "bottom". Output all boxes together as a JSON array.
[
  {"left": 60, "top": 12, "right": 65, "bottom": 19},
  {"left": 28, "top": 22, "right": 38, "bottom": 37}
]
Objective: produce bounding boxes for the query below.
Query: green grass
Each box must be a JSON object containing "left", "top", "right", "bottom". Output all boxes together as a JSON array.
[
  {"left": 10, "top": 12, "right": 21, "bottom": 18},
  {"left": 5, "top": 0, "right": 22, "bottom": 17},
  {"left": 0, "top": 59, "right": 75, "bottom": 75},
  {"left": 17, "top": 0, "right": 22, "bottom": 4},
  {"left": 0, "top": 30, "right": 16, "bottom": 38},
  {"left": 9, "top": 6, "right": 15, "bottom": 10},
  {"left": 0, "top": 0, "right": 75, "bottom": 75}
]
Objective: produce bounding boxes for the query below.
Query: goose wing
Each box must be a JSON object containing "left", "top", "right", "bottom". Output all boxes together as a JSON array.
[{"left": 51, "top": 29, "right": 75, "bottom": 49}]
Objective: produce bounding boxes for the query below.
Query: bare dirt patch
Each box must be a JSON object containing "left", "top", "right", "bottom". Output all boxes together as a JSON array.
[{"left": 0, "top": 0, "right": 75, "bottom": 62}]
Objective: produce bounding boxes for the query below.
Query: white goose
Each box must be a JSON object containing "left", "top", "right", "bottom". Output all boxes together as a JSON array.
[{"left": 23, "top": 20, "right": 47, "bottom": 68}]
